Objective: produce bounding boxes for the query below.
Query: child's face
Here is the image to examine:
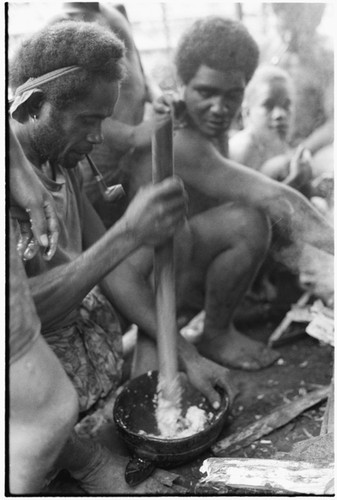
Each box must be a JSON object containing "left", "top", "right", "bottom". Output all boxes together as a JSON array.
[{"left": 245, "top": 79, "right": 292, "bottom": 139}]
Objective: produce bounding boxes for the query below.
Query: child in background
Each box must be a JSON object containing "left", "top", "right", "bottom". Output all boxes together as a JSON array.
[
  {"left": 229, "top": 65, "right": 333, "bottom": 303},
  {"left": 229, "top": 65, "right": 313, "bottom": 197}
]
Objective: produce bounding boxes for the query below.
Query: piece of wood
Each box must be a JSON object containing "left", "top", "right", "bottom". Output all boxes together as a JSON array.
[
  {"left": 268, "top": 291, "right": 311, "bottom": 346},
  {"left": 320, "top": 381, "right": 334, "bottom": 435},
  {"left": 152, "top": 105, "right": 180, "bottom": 403},
  {"left": 212, "top": 385, "right": 330, "bottom": 456},
  {"left": 200, "top": 457, "right": 334, "bottom": 495}
]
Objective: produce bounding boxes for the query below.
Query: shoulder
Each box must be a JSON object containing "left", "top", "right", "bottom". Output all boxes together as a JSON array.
[
  {"left": 99, "top": 4, "right": 134, "bottom": 51},
  {"left": 174, "top": 127, "right": 215, "bottom": 161},
  {"left": 229, "top": 130, "right": 256, "bottom": 163}
]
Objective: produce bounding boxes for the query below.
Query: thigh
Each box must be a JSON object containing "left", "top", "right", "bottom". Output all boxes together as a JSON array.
[
  {"left": 186, "top": 203, "right": 269, "bottom": 267},
  {"left": 10, "top": 334, "right": 76, "bottom": 425}
]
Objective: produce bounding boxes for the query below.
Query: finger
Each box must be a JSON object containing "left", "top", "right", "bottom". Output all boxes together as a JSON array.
[
  {"left": 42, "top": 201, "right": 59, "bottom": 260},
  {"left": 205, "top": 384, "right": 222, "bottom": 410},
  {"left": 195, "top": 380, "right": 222, "bottom": 410},
  {"left": 153, "top": 96, "right": 171, "bottom": 114},
  {"left": 215, "top": 375, "right": 238, "bottom": 407},
  {"left": 44, "top": 230, "right": 60, "bottom": 261},
  {"left": 23, "top": 237, "right": 40, "bottom": 261},
  {"left": 156, "top": 178, "right": 187, "bottom": 202},
  {"left": 28, "top": 206, "right": 49, "bottom": 249}
]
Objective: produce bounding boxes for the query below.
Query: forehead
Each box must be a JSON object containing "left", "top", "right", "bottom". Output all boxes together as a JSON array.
[
  {"left": 188, "top": 65, "right": 246, "bottom": 91},
  {"left": 64, "top": 79, "right": 119, "bottom": 117},
  {"left": 253, "top": 79, "right": 292, "bottom": 100}
]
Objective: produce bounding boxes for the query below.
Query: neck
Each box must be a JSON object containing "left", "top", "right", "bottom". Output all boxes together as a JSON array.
[
  {"left": 10, "top": 119, "right": 42, "bottom": 169},
  {"left": 211, "top": 133, "right": 229, "bottom": 157}
]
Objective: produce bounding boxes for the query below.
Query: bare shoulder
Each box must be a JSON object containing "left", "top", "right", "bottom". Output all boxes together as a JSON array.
[
  {"left": 99, "top": 4, "right": 134, "bottom": 50},
  {"left": 174, "top": 127, "right": 215, "bottom": 160},
  {"left": 229, "top": 129, "right": 255, "bottom": 164}
]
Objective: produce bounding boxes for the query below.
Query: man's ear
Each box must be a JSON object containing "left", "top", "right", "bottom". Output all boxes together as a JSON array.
[
  {"left": 26, "top": 91, "right": 45, "bottom": 119},
  {"left": 10, "top": 89, "right": 44, "bottom": 123}
]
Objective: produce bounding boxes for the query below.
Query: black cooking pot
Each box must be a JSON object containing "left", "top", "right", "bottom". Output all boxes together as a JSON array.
[{"left": 113, "top": 370, "right": 230, "bottom": 485}]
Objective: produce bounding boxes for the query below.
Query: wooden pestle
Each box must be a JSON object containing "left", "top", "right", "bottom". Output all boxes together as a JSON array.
[{"left": 152, "top": 105, "right": 181, "bottom": 405}]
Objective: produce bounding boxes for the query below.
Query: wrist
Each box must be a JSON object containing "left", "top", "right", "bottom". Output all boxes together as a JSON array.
[{"left": 105, "top": 216, "right": 140, "bottom": 257}]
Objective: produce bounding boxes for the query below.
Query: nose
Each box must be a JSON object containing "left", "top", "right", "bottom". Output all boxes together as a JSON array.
[
  {"left": 210, "top": 96, "right": 228, "bottom": 115},
  {"left": 87, "top": 126, "right": 103, "bottom": 145},
  {"left": 271, "top": 106, "right": 287, "bottom": 120}
]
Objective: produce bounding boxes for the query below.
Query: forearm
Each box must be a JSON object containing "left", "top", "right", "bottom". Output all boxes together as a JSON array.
[
  {"left": 102, "top": 119, "right": 135, "bottom": 153},
  {"left": 262, "top": 186, "right": 334, "bottom": 254},
  {"left": 176, "top": 133, "right": 333, "bottom": 254},
  {"left": 102, "top": 118, "right": 152, "bottom": 153},
  {"left": 29, "top": 219, "right": 139, "bottom": 328},
  {"left": 300, "top": 119, "right": 334, "bottom": 156}
]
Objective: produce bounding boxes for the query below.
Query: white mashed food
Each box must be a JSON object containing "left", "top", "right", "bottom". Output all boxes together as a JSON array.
[{"left": 155, "top": 394, "right": 209, "bottom": 438}]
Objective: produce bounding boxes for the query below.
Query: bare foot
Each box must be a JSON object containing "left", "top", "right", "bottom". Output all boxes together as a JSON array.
[{"left": 196, "top": 325, "right": 280, "bottom": 371}]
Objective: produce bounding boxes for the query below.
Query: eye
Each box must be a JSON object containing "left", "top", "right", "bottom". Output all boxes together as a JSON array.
[
  {"left": 283, "top": 100, "right": 292, "bottom": 111},
  {"left": 197, "top": 89, "right": 213, "bottom": 99},
  {"left": 227, "top": 90, "right": 244, "bottom": 102},
  {"left": 81, "top": 116, "right": 97, "bottom": 126},
  {"left": 262, "top": 100, "right": 274, "bottom": 111}
]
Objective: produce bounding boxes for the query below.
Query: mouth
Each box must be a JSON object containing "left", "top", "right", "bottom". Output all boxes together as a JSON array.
[
  {"left": 205, "top": 120, "right": 229, "bottom": 133},
  {"left": 73, "top": 149, "right": 93, "bottom": 160},
  {"left": 272, "top": 123, "right": 288, "bottom": 135}
]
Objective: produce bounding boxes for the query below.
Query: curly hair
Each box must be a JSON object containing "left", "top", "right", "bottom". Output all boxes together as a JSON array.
[
  {"left": 244, "top": 65, "right": 293, "bottom": 105},
  {"left": 9, "top": 20, "right": 125, "bottom": 109},
  {"left": 175, "top": 16, "right": 259, "bottom": 85}
]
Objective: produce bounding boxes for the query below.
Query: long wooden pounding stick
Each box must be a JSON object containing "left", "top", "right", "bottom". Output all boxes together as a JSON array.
[{"left": 152, "top": 105, "right": 181, "bottom": 405}]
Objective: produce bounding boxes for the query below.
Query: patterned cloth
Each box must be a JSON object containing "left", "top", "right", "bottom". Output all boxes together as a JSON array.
[{"left": 43, "top": 286, "right": 123, "bottom": 413}]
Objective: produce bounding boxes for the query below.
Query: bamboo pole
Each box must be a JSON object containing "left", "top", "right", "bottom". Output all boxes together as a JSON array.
[{"left": 152, "top": 105, "right": 180, "bottom": 404}]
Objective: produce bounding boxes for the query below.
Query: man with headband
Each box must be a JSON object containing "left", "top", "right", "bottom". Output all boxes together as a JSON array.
[{"left": 9, "top": 20, "right": 233, "bottom": 493}]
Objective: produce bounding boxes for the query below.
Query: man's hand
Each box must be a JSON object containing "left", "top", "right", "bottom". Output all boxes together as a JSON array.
[
  {"left": 10, "top": 126, "right": 59, "bottom": 260},
  {"left": 285, "top": 145, "right": 313, "bottom": 187},
  {"left": 153, "top": 93, "right": 187, "bottom": 124},
  {"left": 122, "top": 177, "right": 188, "bottom": 247},
  {"left": 183, "top": 350, "right": 237, "bottom": 409}
]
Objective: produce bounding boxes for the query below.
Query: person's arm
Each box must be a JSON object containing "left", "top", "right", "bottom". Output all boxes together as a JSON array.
[
  {"left": 300, "top": 118, "right": 334, "bottom": 156},
  {"left": 175, "top": 129, "right": 333, "bottom": 255},
  {"left": 9, "top": 126, "right": 59, "bottom": 259},
  {"left": 28, "top": 178, "right": 187, "bottom": 329},
  {"left": 100, "top": 246, "right": 235, "bottom": 408},
  {"left": 260, "top": 145, "right": 313, "bottom": 194},
  {"left": 101, "top": 117, "right": 154, "bottom": 154}
]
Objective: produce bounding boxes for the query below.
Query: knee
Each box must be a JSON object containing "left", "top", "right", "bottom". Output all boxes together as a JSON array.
[{"left": 231, "top": 205, "right": 271, "bottom": 255}]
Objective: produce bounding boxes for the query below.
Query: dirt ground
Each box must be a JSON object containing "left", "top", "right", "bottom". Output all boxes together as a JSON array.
[{"left": 46, "top": 278, "right": 334, "bottom": 496}]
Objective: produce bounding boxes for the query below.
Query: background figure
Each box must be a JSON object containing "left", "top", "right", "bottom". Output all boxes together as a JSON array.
[
  {"left": 51, "top": 2, "right": 161, "bottom": 228},
  {"left": 128, "top": 16, "right": 333, "bottom": 374},
  {"left": 260, "top": 3, "right": 334, "bottom": 180},
  {"left": 9, "top": 128, "right": 78, "bottom": 494},
  {"left": 229, "top": 64, "right": 312, "bottom": 197},
  {"left": 9, "top": 223, "right": 79, "bottom": 494}
]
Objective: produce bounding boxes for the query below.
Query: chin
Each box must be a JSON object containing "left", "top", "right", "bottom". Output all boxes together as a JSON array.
[{"left": 61, "top": 155, "right": 78, "bottom": 169}]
